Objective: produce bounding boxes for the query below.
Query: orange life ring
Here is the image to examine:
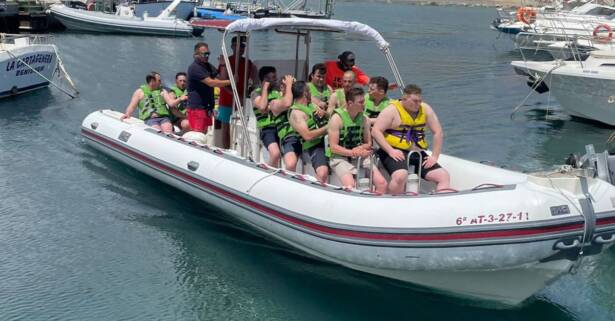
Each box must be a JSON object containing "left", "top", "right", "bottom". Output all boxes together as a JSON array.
[
  {"left": 86, "top": 3, "right": 94, "bottom": 11},
  {"left": 593, "top": 24, "right": 613, "bottom": 43},
  {"left": 516, "top": 7, "right": 536, "bottom": 25}
]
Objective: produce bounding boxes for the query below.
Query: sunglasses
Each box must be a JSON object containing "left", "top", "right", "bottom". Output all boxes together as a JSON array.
[{"left": 201, "top": 52, "right": 210, "bottom": 57}]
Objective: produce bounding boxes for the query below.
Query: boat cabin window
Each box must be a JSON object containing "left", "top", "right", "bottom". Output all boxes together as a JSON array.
[{"left": 586, "top": 7, "right": 615, "bottom": 17}]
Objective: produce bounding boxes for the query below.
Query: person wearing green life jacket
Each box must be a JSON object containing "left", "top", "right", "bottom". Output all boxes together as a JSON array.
[
  {"left": 251, "top": 66, "right": 294, "bottom": 167},
  {"left": 307, "top": 63, "right": 332, "bottom": 126},
  {"left": 168, "top": 72, "right": 190, "bottom": 132},
  {"left": 289, "top": 81, "right": 329, "bottom": 183},
  {"left": 328, "top": 87, "right": 387, "bottom": 193},
  {"left": 372, "top": 84, "right": 450, "bottom": 194},
  {"left": 365, "top": 76, "right": 392, "bottom": 125},
  {"left": 121, "top": 71, "right": 182, "bottom": 134},
  {"left": 327, "top": 70, "right": 356, "bottom": 113}
]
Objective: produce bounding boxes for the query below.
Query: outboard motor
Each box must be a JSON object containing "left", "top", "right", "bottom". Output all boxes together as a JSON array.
[{"left": 572, "top": 144, "right": 615, "bottom": 184}]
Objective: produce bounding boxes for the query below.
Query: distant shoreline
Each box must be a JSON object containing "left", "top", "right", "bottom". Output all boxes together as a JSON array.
[{"left": 339, "top": 0, "right": 540, "bottom": 8}]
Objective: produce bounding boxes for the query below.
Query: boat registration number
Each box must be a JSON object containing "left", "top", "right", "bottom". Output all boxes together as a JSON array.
[{"left": 455, "top": 212, "right": 529, "bottom": 226}]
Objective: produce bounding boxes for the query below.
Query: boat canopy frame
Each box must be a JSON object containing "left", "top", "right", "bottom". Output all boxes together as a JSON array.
[{"left": 220, "top": 17, "right": 406, "bottom": 160}]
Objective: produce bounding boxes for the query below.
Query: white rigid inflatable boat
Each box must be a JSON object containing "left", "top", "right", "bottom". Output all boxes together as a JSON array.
[
  {"left": 82, "top": 109, "right": 615, "bottom": 306},
  {"left": 81, "top": 18, "right": 615, "bottom": 306}
]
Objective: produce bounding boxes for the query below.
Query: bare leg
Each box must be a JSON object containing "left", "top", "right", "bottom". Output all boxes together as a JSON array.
[
  {"left": 283, "top": 152, "right": 298, "bottom": 172},
  {"left": 339, "top": 173, "right": 356, "bottom": 189},
  {"left": 180, "top": 119, "right": 191, "bottom": 131},
  {"left": 315, "top": 165, "right": 329, "bottom": 184},
  {"left": 267, "top": 143, "right": 281, "bottom": 168},
  {"left": 388, "top": 169, "right": 408, "bottom": 194},
  {"left": 221, "top": 123, "right": 231, "bottom": 149},
  {"left": 425, "top": 168, "right": 451, "bottom": 191},
  {"left": 371, "top": 167, "right": 387, "bottom": 194},
  {"left": 160, "top": 122, "right": 173, "bottom": 134}
]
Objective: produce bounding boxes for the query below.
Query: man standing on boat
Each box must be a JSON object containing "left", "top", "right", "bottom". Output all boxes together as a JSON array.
[
  {"left": 187, "top": 42, "right": 231, "bottom": 133},
  {"left": 327, "top": 70, "right": 356, "bottom": 112},
  {"left": 289, "top": 81, "right": 330, "bottom": 183},
  {"left": 365, "top": 76, "right": 392, "bottom": 125},
  {"left": 217, "top": 36, "right": 257, "bottom": 149},
  {"left": 168, "top": 72, "right": 191, "bottom": 132},
  {"left": 325, "top": 51, "right": 369, "bottom": 89},
  {"left": 121, "top": 71, "right": 184, "bottom": 134},
  {"left": 328, "top": 87, "right": 387, "bottom": 193},
  {"left": 251, "top": 66, "right": 294, "bottom": 167},
  {"left": 372, "top": 84, "right": 450, "bottom": 194}
]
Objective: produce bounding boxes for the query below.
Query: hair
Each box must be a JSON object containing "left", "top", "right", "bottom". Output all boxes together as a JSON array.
[
  {"left": 338, "top": 51, "right": 355, "bottom": 62},
  {"left": 345, "top": 87, "right": 365, "bottom": 103},
  {"left": 175, "top": 72, "right": 187, "bottom": 79},
  {"left": 194, "top": 42, "right": 208, "bottom": 52},
  {"left": 369, "top": 76, "right": 389, "bottom": 93},
  {"left": 258, "top": 66, "right": 276, "bottom": 82},
  {"left": 403, "top": 84, "right": 422, "bottom": 95},
  {"left": 311, "top": 63, "right": 326, "bottom": 76},
  {"left": 292, "top": 81, "right": 308, "bottom": 100},
  {"left": 145, "top": 71, "right": 160, "bottom": 84},
  {"left": 343, "top": 70, "right": 356, "bottom": 80}
]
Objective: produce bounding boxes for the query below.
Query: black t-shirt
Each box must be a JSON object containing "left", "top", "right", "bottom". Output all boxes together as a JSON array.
[{"left": 187, "top": 60, "right": 218, "bottom": 110}]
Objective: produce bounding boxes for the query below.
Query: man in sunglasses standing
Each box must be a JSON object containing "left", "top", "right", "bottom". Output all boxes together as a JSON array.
[
  {"left": 187, "top": 42, "right": 231, "bottom": 133},
  {"left": 324, "top": 51, "right": 369, "bottom": 90}
]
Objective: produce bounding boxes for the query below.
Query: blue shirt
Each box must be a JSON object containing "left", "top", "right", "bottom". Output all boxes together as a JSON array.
[{"left": 187, "top": 60, "right": 218, "bottom": 110}]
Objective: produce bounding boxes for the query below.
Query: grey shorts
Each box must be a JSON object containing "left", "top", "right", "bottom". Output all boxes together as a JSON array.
[
  {"left": 260, "top": 127, "right": 279, "bottom": 148},
  {"left": 281, "top": 135, "right": 302, "bottom": 156},
  {"left": 145, "top": 117, "right": 171, "bottom": 127},
  {"left": 303, "top": 143, "right": 328, "bottom": 169}
]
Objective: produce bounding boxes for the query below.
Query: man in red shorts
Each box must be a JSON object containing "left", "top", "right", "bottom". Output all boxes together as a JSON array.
[{"left": 187, "top": 42, "right": 231, "bottom": 133}]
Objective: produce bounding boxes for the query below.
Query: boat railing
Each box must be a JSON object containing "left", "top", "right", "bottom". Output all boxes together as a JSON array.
[{"left": 0, "top": 33, "right": 55, "bottom": 47}]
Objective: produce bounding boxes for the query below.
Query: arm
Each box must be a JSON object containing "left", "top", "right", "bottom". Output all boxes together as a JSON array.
[
  {"left": 121, "top": 89, "right": 143, "bottom": 120},
  {"left": 352, "top": 66, "right": 370, "bottom": 85},
  {"left": 371, "top": 105, "right": 404, "bottom": 161},
  {"left": 203, "top": 77, "right": 231, "bottom": 88},
  {"left": 290, "top": 109, "right": 328, "bottom": 142},
  {"left": 327, "top": 114, "right": 355, "bottom": 157},
  {"left": 162, "top": 89, "right": 185, "bottom": 108},
  {"left": 327, "top": 91, "right": 338, "bottom": 116},
  {"left": 167, "top": 91, "right": 185, "bottom": 118},
  {"left": 252, "top": 83, "right": 270, "bottom": 113},
  {"left": 270, "top": 75, "right": 294, "bottom": 115},
  {"left": 423, "top": 103, "right": 444, "bottom": 165},
  {"left": 361, "top": 116, "right": 373, "bottom": 150}
]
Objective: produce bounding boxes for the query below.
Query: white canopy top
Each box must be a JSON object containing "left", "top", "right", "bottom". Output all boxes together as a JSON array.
[{"left": 225, "top": 18, "right": 390, "bottom": 50}]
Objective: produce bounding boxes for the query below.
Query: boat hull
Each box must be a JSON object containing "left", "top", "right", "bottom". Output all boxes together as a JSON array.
[
  {"left": 0, "top": 44, "right": 57, "bottom": 98},
  {"left": 134, "top": 1, "right": 196, "bottom": 20},
  {"left": 81, "top": 110, "right": 615, "bottom": 305},
  {"left": 50, "top": 5, "right": 199, "bottom": 37}
]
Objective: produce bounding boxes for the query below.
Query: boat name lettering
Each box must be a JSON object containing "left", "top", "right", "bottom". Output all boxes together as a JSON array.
[
  {"left": 5, "top": 53, "right": 53, "bottom": 72},
  {"left": 455, "top": 212, "right": 529, "bottom": 226}
]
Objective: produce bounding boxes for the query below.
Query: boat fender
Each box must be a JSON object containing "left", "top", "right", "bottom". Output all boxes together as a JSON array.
[
  {"left": 593, "top": 233, "right": 615, "bottom": 244},
  {"left": 182, "top": 131, "right": 207, "bottom": 145},
  {"left": 516, "top": 7, "right": 536, "bottom": 25},
  {"left": 593, "top": 24, "right": 613, "bottom": 43},
  {"left": 554, "top": 238, "right": 581, "bottom": 250}
]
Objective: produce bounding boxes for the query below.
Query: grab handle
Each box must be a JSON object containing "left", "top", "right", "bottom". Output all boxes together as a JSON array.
[
  {"left": 594, "top": 233, "right": 615, "bottom": 244},
  {"left": 554, "top": 239, "right": 580, "bottom": 250}
]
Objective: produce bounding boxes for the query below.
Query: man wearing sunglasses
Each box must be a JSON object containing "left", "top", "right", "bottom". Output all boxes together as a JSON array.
[
  {"left": 324, "top": 51, "right": 369, "bottom": 89},
  {"left": 187, "top": 42, "right": 231, "bottom": 133}
]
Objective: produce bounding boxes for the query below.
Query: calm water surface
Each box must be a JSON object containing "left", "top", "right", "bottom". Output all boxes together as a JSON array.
[{"left": 1, "top": 2, "right": 614, "bottom": 320}]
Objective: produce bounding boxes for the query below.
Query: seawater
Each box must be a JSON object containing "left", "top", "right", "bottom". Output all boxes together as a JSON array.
[{"left": 1, "top": 2, "right": 614, "bottom": 320}]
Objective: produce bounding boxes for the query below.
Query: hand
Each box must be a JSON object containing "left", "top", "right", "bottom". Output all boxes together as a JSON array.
[
  {"left": 422, "top": 155, "right": 438, "bottom": 169},
  {"left": 262, "top": 81, "right": 270, "bottom": 90},
  {"left": 180, "top": 95, "right": 188, "bottom": 101},
  {"left": 357, "top": 148, "right": 371, "bottom": 158},
  {"left": 388, "top": 149, "right": 405, "bottom": 162},
  {"left": 314, "top": 106, "right": 326, "bottom": 118},
  {"left": 282, "top": 75, "right": 295, "bottom": 86},
  {"left": 120, "top": 113, "right": 129, "bottom": 121}
]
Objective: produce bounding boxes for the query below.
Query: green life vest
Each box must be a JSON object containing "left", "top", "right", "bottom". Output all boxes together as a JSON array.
[
  {"left": 253, "top": 88, "right": 282, "bottom": 129},
  {"left": 335, "top": 89, "right": 346, "bottom": 108},
  {"left": 364, "top": 94, "right": 390, "bottom": 118},
  {"left": 333, "top": 107, "right": 364, "bottom": 156},
  {"left": 307, "top": 82, "right": 331, "bottom": 104},
  {"left": 290, "top": 102, "right": 324, "bottom": 150},
  {"left": 275, "top": 110, "right": 296, "bottom": 140},
  {"left": 170, "top": 85, "right": 187, "bottom": 115},
  {"left": 138, "top": 85, "right": 169, "bottom": 120}
]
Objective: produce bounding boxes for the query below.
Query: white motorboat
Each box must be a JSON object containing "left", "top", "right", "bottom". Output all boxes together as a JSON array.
[
  {"left": 0, "top": 34, "right": 58, "bottom": 98},
  {"left": 512, "top": 50, "right": 615, "bottom": 126},
  {"left": 82, "top": 18, "right": 615, "bottom": 306},
  {"left": 49, "top": 0, "right": 203, "bottom": 37}
]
